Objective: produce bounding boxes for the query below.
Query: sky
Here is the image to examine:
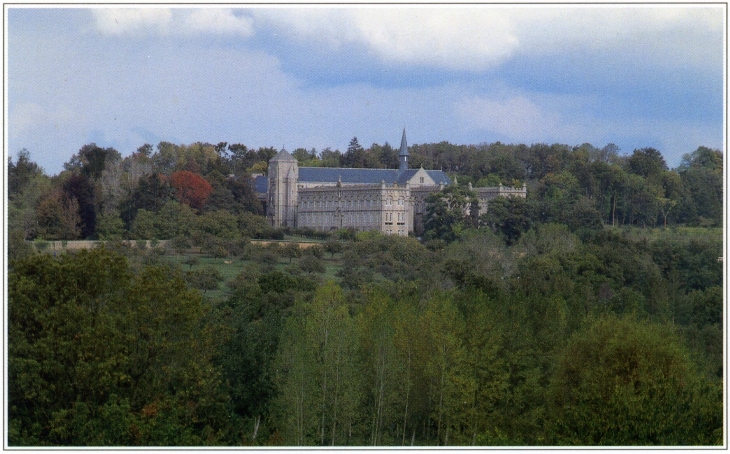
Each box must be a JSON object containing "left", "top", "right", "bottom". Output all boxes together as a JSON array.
[{"left": 5, "top": 4, "right": 726, "bottom": 175}]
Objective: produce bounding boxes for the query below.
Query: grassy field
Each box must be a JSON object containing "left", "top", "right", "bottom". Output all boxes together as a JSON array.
[{"left": 161, "top": 251, "right": 344, "bottom": 302}]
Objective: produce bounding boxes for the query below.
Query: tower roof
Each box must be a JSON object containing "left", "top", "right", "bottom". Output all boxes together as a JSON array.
[
  {"left": 270, "top": 148, "right": 296, "bottom": 162},
  {"left": 399, "top": 128, "right": 409, "bottom": 157}
]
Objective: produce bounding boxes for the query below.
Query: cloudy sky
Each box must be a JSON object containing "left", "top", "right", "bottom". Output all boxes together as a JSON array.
[{"left": 6, "top": 5, "right": 725, "bottom": 175}]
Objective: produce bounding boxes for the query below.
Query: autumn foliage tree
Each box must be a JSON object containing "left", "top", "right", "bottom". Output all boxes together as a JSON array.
[{"left": 169, "top": 170, "right": 213, "bottom": 211}]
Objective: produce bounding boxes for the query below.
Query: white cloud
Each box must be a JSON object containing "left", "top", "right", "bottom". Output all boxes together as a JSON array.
[
  {"left": 91, "top": 8, "right": 254, "bottom": 38},
  {"left": 182, "top": 9, "right": 254, "bottom": 37},
  {"left": 350, "top": 8, "right": 518, "bottom": 71},
  {"left": 92, "top": 8, "right": 173, "bottom": 36},
  {"left": 252, "top": 5, "right": 723, "bottom": 71},
  {"left": 252, "top": 7, "right": 520, "bottom": 71},
  {"left": 503, "top": 5, "right": 723, "bottom": 68}
]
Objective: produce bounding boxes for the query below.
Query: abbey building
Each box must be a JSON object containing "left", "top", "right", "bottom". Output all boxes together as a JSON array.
[{"left": 258, "top": 130, "right": 526, "bottom": 236}]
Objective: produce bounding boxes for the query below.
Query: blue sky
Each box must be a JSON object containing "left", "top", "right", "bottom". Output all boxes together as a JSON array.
[{"left": 6, "top": 5, "right": 725, "bottom": 175}]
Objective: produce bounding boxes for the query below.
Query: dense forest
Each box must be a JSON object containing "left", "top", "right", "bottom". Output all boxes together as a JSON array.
[{"left": 7, "top": 138, "right": 724, "bottom": 446}]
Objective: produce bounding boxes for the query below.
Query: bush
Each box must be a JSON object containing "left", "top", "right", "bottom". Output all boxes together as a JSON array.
[
  {"left": 34, "top": 239, "right": 50, "bottom": 251},
  {"left": 306, "top": 245, "right": 325, "bottom": 259},
  {"left": 186, "top": 266, "right": 223, "bottom": 294},
  {"left": 299, "top": 255, "right": 325, "bottom": 274}
]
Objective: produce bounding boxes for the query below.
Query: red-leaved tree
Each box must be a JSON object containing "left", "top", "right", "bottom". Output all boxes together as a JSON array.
[{"left": 169, "top": 170, "right": 213, "bottom": 211}]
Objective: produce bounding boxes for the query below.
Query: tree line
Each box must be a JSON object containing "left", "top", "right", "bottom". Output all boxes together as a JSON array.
[
  {"left": 7, "top": 139, "right": 723, "bottom": 247},
  {"left": 7, "top": 137, "right": 724, "bottom": 446},
  {"left": 8, "top": 223, "right": 722, "bottom": 446}
]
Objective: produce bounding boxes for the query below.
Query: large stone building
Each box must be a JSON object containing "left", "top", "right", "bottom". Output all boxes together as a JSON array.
[{"left": 256, "top": 130, "right": 526, "bottom": 236}]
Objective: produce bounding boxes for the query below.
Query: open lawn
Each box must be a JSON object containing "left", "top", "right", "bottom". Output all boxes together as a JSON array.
[{"left": 161, "top": 251, "right": 344, "bottom": 301}]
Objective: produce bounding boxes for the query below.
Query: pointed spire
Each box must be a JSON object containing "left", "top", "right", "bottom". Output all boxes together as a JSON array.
[
  {"left": 399, "top": 128, "right": 408, "bottom": 157},
  {"left": 399, "top": 128, "right": 409, "bottom": 172}
]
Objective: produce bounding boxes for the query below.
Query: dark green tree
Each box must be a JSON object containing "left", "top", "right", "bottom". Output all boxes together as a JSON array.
[
  {"left": 8, "top": 248, "right": 233, "bottom": 446},
  {"left": 676, "top": 147, "right": 723, "bottom": 226},
  {"left": 546, "top": 315, "right": 722, "bottom": 445},
  {"left": 119, "top": 173, "right": 174, "bottom": 229},
  {"left": 342, "top": 137, "right": 370, "bottom": 168},
  {"left": 62, "top": 173, "right": 97, "bottom": 238},
  {"left": 480, "top": 196, "right": 533, "bottom": 246},
  {"left": 423, "top": 185, "right": 477, "bottom": 243},
  {"left": 64, "top": 143, "right": 121, "bottom": 181},
  {"left": 626, "top": 147, "right": 667, "bottom": 183}
]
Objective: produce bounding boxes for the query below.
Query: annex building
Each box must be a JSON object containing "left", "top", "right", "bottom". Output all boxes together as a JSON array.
[{"left": 255, "top": 130, "right": 526, "bottom": 236}]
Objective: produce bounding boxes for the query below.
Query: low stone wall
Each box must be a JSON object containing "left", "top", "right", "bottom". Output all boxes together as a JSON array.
[
  {"left": 250, "top": 240, "right": 322, "bottom": 249},
  {"left": 32, "top": 240, "right": 169, "bottom": 251},
  {"left": 32, "top": 239, "right": 320, "bottom": 251}
]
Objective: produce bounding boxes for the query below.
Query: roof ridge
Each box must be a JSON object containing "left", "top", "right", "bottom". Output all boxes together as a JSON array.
[{"left": 300, "top": 167, "right": 399, "bottom": 171}]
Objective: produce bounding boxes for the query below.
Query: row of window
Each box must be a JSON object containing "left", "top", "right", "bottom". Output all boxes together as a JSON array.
[
  {"left": 300, "top": 198, "right": 406, "bottom": 209},
  {"left": 385, "top": 198, "right": 406, "bottom": 206},
  {"left": 298, "top": 211, "right": 408, "bottom": 228},
  {"left": 384, "top": 212, "right": 407, "bottom": 223}
]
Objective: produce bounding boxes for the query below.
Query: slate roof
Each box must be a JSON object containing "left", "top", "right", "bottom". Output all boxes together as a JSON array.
[
  {"left": 423, "top": 170, "right": 451, "bottom": 185},
  {"left": 299, "top": 167, "right": 400, "bottom": 184},
  {"left": 395, "top": 169, "right": 418, "bottom": 186},
  {"left": 270, "top": 148, "right": 295, "bottom": 161},
  {"left": 254, "top": 165, "right": 451, "bottom": 193}
]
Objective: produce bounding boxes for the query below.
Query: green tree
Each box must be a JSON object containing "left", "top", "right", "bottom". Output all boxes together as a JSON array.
[
  {"left": 420, "top": 294, "right": 466, "bottom": 445},
  {"left": 8, "top": 228, "right": 35, "bottom": 264},
  {"left": 196, "top": 209, "right": 240, "bottom": 240},
  {"left": 480, "top": 196, "right": 533, "bottom": 246},
  {"left": 154, "top": 200, "right": 197, "bottom": 239},
  {"left": 356, "top": 288, "right": 410, "bottom": 445},
  {"left": 64, "top": 143, "right": 121, "bottom": 181},
  {"left": 676, "top": 147, "right": 723, "bottom": 226},
  {"left": 8, "top": 248, "right": 233, "bottom": 445},
  {"left": 342, "top": 137, "right": 369, "bottom": 168},
  {"left": 61, "top": 173, "right": 97, "bottom": 238},
  {"left": 130, "top": 209, "right": 156, "bottom": 239},
  {"left": 546, "top": 315, "right": 722, "bottom": 445},
  {"left": 95, "top": 210, "right": 125, "bottom": 240},
  {"left": 626, "top": 147, "right": 667, "bottom": 184},
  {"left": 588, "top": 160, "right": 627, "bottom": 226},
  {"left": 299, "top": 254, "right": 325, "bottom": 274},
  {"left": 323, "top": 238, "right": 344, "bottom": 259},
  {"left": 8, "top": 150, "right": 51, "bottom": 240},
  {"left": 282, "top": 242, "right": 302, "bottom": 264},
  {"left": 424, "top": 185, "right": 477, "bottom": 243},
  {"left": 272, "top": 282, "right": 361, "bottom": 445},
  {"left": 119, "top": 173, "right": 174, "bottom": 229},
  {"left": 186, "top": 266, "right": 223, "bottom": 294},
  {"left": 320, "top": 148, "right": 343, "bottom": 167}
]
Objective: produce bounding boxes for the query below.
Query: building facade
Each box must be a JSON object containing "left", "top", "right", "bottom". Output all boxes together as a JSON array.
[{"left": 259, "top": 130, "right": 526, "bottom": 236}]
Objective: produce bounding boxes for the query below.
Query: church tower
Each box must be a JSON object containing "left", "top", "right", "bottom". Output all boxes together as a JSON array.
[
  {"left": 399, "top": 128, "right": 409, "bottom": 173},
  {"left": 267, "top": 148, "right": 298, "bottom": 228}
]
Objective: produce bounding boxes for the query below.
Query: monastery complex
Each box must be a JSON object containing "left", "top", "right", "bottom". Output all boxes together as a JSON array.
[{"left": 256, "top": 130, "right": 526, "bottom": 236}]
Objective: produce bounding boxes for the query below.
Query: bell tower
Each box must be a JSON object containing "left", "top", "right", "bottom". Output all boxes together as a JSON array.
[{"left": 267, "top": 149, "right": 299, "bottom": 228}]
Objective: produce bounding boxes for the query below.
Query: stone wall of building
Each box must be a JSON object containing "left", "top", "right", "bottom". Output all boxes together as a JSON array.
[
  {"left": 297, "top": 182, "right": 411, "bottom": 235},
  {"left": 267, "top": 151, "right": 298, "bottom": 228},
  {"left": 472, "top": 182, "right": 528, "bottom": 215}
]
